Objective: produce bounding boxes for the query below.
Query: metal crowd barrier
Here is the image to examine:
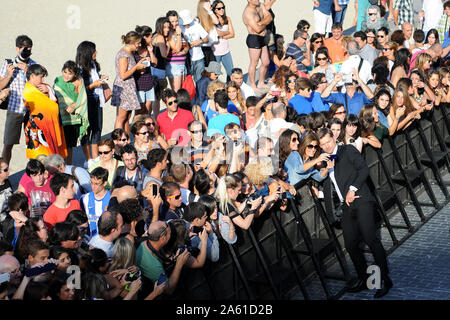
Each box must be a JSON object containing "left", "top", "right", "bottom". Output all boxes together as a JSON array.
[{"left": 168, "top": 105, "right": 449, "bottom": 300}]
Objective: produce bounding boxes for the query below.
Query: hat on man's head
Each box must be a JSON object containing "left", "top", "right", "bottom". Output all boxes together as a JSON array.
[
  {"left": 205, "top": 61, "right": 223, "bottom": 75},
  {"left": 179, "top": 9, "right": 194, "bottom": 25}
]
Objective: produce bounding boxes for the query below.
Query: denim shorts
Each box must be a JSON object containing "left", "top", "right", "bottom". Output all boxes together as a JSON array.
[
  {"left": 166, "top": 63, "right": 186, "bottom": 79},
  {"left": 137, "top": 87, "right": 155, "bottom": 103}
]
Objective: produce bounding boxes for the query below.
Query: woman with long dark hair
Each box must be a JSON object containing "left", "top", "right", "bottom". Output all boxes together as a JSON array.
[
  {"left": 424, "top": 29, "right": 439, "bottom": 49},
  {"left": 343, "top": 114, "right": 363, "bottom": 153},
  {"left": 76, "top": 41, "right": 109, "bottom": 168},
  {"left": 14, "top": 217, "right": 48, "bottom": 264},
  {"left": 309, "top": 33, "right": 324, "bottom": 68},
  {"left": 211, "top": 0, "right": 235, "bottom": 78},
  {"left": 390, "top": 48, "right": 410, "bottom": 88},
  {"left": 134, "top": 25, "right": 158, "bottom": 117},
  {"left": 278, "top": 130, "right": 330, "bottom": 186}
]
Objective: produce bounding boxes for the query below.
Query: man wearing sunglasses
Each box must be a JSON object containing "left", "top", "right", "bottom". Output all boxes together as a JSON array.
[
  {"left": 157, "top": 89, "right": 194, "bottom": 147},
  {"left": 285, "top": 29, "right": 311, "bottom": 75},
  {"left": 159, "top": 181, "right": 185, "bottom": 221},
  {"left": 339, "top": 40, "right": 373, "bottom": 87}
]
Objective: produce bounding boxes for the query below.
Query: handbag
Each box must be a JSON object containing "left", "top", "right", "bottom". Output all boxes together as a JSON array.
[
  {"left": 182, "top": 74, "right": 196, "bottom": 100},
  {"left": 102, "top": 83, "right": 112, "bottom": 103},
  {"left": 0, "top": 93, "right": 10, "bottom": 110}
]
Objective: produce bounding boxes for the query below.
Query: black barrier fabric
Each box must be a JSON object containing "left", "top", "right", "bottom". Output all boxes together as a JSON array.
[{"left": 167, "top": 107, "right": 449, "bottom": 300}]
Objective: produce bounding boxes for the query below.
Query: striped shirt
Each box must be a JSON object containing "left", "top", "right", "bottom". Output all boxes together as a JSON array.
[
  {"left": 285, "top": 42, "right": 307, "bottom": 73},
  {"left": 0, "top": 58, "right": 36, "bottom": 114}
]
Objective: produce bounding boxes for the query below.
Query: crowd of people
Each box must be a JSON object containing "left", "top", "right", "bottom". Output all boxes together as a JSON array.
[{"left": 0, "top": 0, "right": 449, "bottom": 300}]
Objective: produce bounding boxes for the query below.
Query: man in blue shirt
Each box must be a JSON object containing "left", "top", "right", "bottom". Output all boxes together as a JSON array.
[
  {"left": 321, "top": 71, "right": 374, "bottom": 116},
  {"left": 309, "top": 72, "right": 330, "bottom": 112},
  {"left": 289, "top": 78, "right": 314, "bottom": 115},
  {"left": 206, "top": 90, "right": 240, "bottom": 137}
]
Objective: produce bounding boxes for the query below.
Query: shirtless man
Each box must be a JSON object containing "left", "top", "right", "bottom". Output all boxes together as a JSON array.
[{"left": 243, "top": 0, "right": 275, "bottom": 92}]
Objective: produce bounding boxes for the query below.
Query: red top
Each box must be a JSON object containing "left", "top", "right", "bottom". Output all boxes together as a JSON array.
[
  {"left": 157, "top": 108, "right": 194, "bottom": 146},
  {"left": 24, "top": 179, "right": 55, "bottom": 208},
  {"left": 43, "top": 199, "right": 81, "bottom": 230}
]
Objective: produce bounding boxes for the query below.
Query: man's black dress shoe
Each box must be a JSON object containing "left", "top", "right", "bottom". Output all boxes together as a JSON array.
[
  {"left": 346, "top": 278, "right": 367, "bottom": 293},
  {"left": 374, "top": 277, "right": 393, "bottom": 299}
]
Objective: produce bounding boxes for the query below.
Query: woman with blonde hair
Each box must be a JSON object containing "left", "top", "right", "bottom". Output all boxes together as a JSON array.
[
  {"left": 214, "top": 175, "right": 262, "bottom": 230},
  {"left": 200, "top": 80, "right": 229, "bottom": 123},
  {"left": 358, "top": 104, "right": 384, "bottom": 148},
  {"left": 414, "top": 53, "right": 433, "bottom": 78},
  {"left": 112, "top": 31, "right": 150, "bottom": 133},
  {"left": 226, "top": 81, "right": 246, "bottom": 115},
  {"left": 197, "top": 0, "right": 220, "bottom": 67},
  {"left": 390, "top": 85, "right": 420, "bottom": 131},
  {"left": 109, "top": 237, "right": 136, "bottom": 272}
]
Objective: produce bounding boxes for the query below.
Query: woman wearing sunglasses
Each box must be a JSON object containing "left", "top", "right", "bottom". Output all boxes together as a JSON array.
[
  {"left": 111, "top": 128, "right": 130, "bottom": 161},
  {"left": 131, "top": 120, "right": 159, "bottom": 164},
  {"left": 309, "top": 33, "right": 324, "bottom": 68},
  {"left": 88, "top": 138, "right": 123, "bottom": 188},
  {"left": 279, "top": 130, "right": 331, "bottom": 187},
  {"left": 309, "top": 46, "right": 334, "bottom": 84},
  {"left": 376, "top": 27, "right": 389, "bottom": 50}
]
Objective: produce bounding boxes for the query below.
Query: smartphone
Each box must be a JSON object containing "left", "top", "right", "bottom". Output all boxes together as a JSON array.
[
  {"left": 157, "top": 273, "right": 167, "bottom": 286},
  {"left": 271, "top": 90, "right": 281, "bottom": 96},
  {"left": 152, "top": 184, "right": 158, "bottom": 197},
  {"left": 192, "top": 226, "right": 204, "bottom": 234},
  {"left": 25, "top": 263, "right": 57, "bottom": 277}
]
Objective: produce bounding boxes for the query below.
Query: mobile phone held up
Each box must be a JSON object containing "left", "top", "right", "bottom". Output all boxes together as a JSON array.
[
  {"left": 157, "top": 273, "right": 167, "bottom": 286},
  {"left": 192, "top": 226, "right": 204, "bottom": 234},
  {"left": 152, "top": 184, "right": 158, "bottom": 197}
]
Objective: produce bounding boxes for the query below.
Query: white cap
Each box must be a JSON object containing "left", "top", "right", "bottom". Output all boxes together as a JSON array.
[{"left": 179, "top": 9, "right": 194, "bottom": 25}]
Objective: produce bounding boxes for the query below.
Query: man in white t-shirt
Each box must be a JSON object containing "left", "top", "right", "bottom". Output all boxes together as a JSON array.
[
  {"left": 268, "top": 102, "right": 299, "bottom": 145},
  {"left": 88, "top": 211, "right": 123, "bottom": 258},
  {"left": 179, "top": 9, "right": 209, "bottom": 82},
  {"left": 230, "top": 68, "right": 255, "bottom": 99}
]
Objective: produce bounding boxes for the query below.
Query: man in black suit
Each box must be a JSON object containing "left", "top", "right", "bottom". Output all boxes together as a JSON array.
[{"left": 317, "top": 128, "right": 392, "bottom": 298}]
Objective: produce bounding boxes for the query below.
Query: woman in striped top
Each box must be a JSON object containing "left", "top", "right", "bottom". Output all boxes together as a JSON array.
[{"left": 166, "top": 10, "right": 189, "bottom": 92}]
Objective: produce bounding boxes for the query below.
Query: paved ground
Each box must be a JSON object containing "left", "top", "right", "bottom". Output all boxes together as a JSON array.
[{"left": 288, "top": 174, "right": 450, "bottom": 300}]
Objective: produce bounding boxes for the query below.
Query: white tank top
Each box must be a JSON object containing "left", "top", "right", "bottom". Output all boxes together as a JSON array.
[{"left": 212, "top": 24, "right": 230, "bottom": 56}]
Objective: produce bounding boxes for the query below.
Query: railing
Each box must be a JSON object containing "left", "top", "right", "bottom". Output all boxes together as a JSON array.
[{"left": 168, "top": 104, "right": 450, "bottom": 300}]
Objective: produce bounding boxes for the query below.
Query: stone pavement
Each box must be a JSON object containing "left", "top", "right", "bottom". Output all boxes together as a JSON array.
[{"left": 288, "top": 174, "right": 450, "bottom": 300}]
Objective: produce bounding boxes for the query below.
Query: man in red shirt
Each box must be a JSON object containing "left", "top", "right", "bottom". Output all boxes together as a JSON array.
[
  {"left": 157, "top": 89, "right": 194, "bottom": 147},
  {"left": 43, "top": 172, "right": 81, "bottom": 230}
]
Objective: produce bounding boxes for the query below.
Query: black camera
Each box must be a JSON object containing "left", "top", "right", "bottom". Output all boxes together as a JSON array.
[
  {"left": 125, "top": 270, "right": 141, "bottom": 282},
  {"left": 236, "top": 193, "right": 248, "bottom": 203}
]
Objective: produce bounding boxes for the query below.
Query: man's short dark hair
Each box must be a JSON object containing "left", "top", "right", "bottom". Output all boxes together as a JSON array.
[
  {"left": 50, "top": 173, "right": 72, "bottom": 196},
  {"left": 98, "top": 211, "right": 119, "bottom": 236},
  {"left": 147, "top": 148, "right": 167, "bottom": 170},
  {"left": 118, "top": 199, "right": 142, "bottom": 224},
  {"left": 317, "top": 127, "right": 334, "bottom": 140},
  {"left": 160, "top": 181, "right": 180, "bottom": 200},
  {"left": 16, "top": 35, "right": 33, "bottom": 48},
  {"left": 8, "top": 192, "right": 29, "bottom": 212},
  {"left": 295, "top": 114, "right": 308, "bottom": 128},
  {"left": 166, "top": 10, "right": 178, "bottom": 18},
  {"left": 90, "top": 167, "right": 108, "bottom": 183},
  {"left": 246, "top": 96, "right": 260, "bottom": 108},
  {"left": 293, "top": 29, "right": 307, "bottom": 40},
  {"left": 183, "top": 202, "right": 207, "bottom": 223},
  {"left": 413, "top": 29, "right": 425, "bottom": 43},
  {"left": 48, "top": 222, "right": 79, "bottom": 245},
  {"left": 306, "top": 112, "right": 326, "bottom": 132},
  {"left": 444, "top": 1, "right": 450, "bottom": 9},
  {"left": 28, "top": 240, "right": 49, "bottom": 258},
  {"left": 230, "top": 67, "right": 243, "bottom": 75},
  {"left": 120, "top": 144, "right": 138, "bottom": 158},
  {"left": 65, "top": 210, "right": 88, "bottom": 226},
  {"left": 26, "top": 159, "right": 45, "bottom": 176},
  {"left": 354, "top": 31, "right": 367, "bottom": 41},
  {"left": 161, "top": 88, "right": 177, "bottom": 103},
  {"left": 214, "top": 89, "right": 228, "bottom": 109},
  {"left": 332, "top": 22, "right": 343, "bottom": 30},
  {"left": 26, "top": 64, "right": 48, "bottom": 81},
  {"left": 309, "top": 72, "right": 326, "bottom": 88}
]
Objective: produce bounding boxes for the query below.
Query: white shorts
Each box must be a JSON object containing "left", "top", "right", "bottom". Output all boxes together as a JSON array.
[{"left": 314, "top": 9, "right": 333, "bottom": 35}]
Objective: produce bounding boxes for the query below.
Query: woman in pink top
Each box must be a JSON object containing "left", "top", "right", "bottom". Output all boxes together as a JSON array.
[{"left": 212, "top": 0, "right": 235, "bottom": 78}]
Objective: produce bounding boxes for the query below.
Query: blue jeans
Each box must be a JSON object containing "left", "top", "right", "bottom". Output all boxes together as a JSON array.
[
  {"left": 191, "top": 59, "right": 205, "bottom": 83},
  {"left": 215, "top": 52, "right": 234, "bottom": 77},
  {"left": 332, "top": 4, "right": 348, "bottom": 26}
]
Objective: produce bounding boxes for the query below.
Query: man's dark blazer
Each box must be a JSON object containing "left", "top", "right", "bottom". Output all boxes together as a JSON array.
[{"left": 323, "top": 144, "right": 375, "bottom": 220}]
